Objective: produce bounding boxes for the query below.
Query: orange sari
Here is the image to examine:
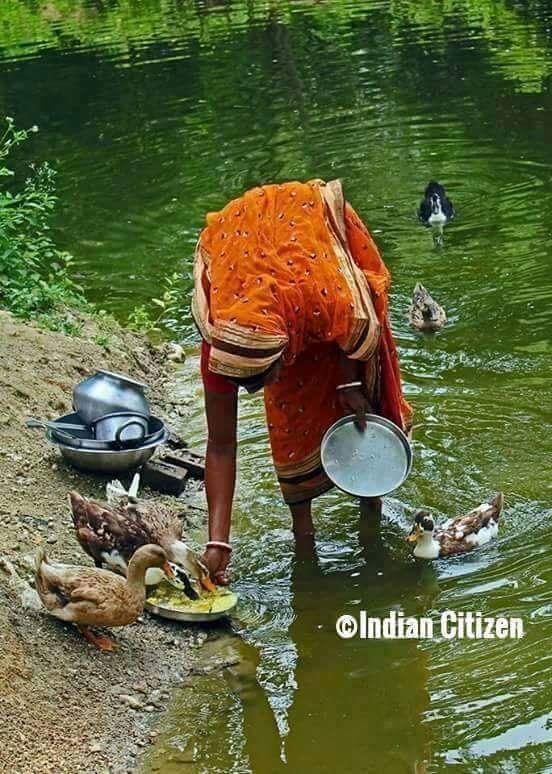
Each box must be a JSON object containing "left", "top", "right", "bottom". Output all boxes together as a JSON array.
[{"left": 193, "top": 180, "right": 411, "bottom": 503}]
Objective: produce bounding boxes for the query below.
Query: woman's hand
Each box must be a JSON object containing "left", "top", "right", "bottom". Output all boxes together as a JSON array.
[
  {"left": 338, "top": 386, "right": 370, "bottom": 430},
  {"left": 202, "top": 545, "right": 231, "bottom": 586}
]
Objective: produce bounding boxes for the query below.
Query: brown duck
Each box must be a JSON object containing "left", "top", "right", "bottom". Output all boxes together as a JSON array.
[
  {"left": 35, "top": 543, "right": 172, "bottom": 651},
  {"left": 407, "top": 494, "right": 504, "bottom": 559},
  {"left": 409, "top": 283, "right": 447, "bottom": 331},
  {"left": 69, "top": 490, "right": 215, "bottom": 594}
]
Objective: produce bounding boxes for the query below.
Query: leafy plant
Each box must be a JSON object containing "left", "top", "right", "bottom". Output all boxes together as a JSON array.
[
  {"left": 127, "top": 271, "right": 183, "bottom": 334},
  {"left": 0, "top": 117, "right": 89, "bottom": 327}
]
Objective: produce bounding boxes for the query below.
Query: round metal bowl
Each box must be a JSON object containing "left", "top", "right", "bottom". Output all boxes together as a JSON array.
[
  {"left": 46, "top": 428, "right": 169, "bottom": 473},
  {"left": 50, "top": 413, "right": 166, "bottom": 450},
  {"left": 93, "top": 411, "right": 149, "bottom": 443},
  {"left": 321, "top": 414, "right": 413, "bottom": 498}
]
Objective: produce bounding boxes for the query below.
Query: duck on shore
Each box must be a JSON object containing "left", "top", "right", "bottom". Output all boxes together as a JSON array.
[
  {"left": 408, "top": 283, "right": 447, "bottom": 331},
  {"left": 418, "top": 181, "right": 455, "bottom": 226},
  {"left": 69, "top": 479, "right": 215, "bottom": 596},
  {"left": 35, "top": 543, "right": 173, "bottom": 651},
  {"left": 407, "top": 493, "right": 504, "bottom": 559}
]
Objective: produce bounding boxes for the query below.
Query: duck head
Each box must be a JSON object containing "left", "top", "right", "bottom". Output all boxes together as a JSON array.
[
  {"left": 406, "top": 511, "right": 435, "bottom": 545},
  {"left": 409, "top": 283, "right": 447, "bottom": 331},
  {"left": 170, "top": 542, "right": 217, "bottom": 593},
  {"left": 127, "top": 544, "right": 175, "bottom": 587}
]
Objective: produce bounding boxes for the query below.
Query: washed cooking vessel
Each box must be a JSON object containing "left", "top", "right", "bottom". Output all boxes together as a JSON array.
[
  {"left": 321, "top": 414, "right": 413, "bottom": 498},
  {"left": 29, "top": 413, "right": 166, "bottom": 450},
  {"left": 73, "top": 370, "right": 150, "bottom": 425},
  {"left": 27, "top": 412, "right": 149, "bottom": 444},
  {"left": 92, "top": 411, "right": 149, "bottom": 443},
  {"left": 45, "top": 428, "right": 169, "bottom": 473}
]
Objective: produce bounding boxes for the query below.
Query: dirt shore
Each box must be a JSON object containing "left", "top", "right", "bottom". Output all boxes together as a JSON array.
[{"left": 0, "top": 310, "right": 211, "bottom": 774}]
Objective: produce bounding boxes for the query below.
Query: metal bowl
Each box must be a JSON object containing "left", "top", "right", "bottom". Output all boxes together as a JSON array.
[
  {"left": 73, "top": 370, "right": 150, "bottom": 425},
  {"left": 321, "top": 414, "right": 413, "bottom": 498},
  {"left": 46, "top": 428, "right": 169, "bottom": 473},
  {"left": 93, "top": 411, "right": 149, "bottom": 443},
  {"left": 50, "top": 413, "right": 166, "bottom": 450}
]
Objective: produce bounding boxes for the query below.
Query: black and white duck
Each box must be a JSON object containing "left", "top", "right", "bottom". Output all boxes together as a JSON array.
[{"left": 418, "top": 181, "right": 455, "bottom": 226}]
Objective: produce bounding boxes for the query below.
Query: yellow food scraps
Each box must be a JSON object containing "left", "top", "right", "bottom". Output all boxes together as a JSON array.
[{"left": 147, "top": 581, "right": 237, "bottom": 615}]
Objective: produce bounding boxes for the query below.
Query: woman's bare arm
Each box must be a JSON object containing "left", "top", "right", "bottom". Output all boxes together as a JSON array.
[
  {"left": 337, "top": 348, "right": 369, "bottom": 430},
  {"left": 202, "top": 387, "right": 238, "bottom": 584}
]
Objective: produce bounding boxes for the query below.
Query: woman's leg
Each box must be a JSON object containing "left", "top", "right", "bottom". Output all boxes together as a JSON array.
[
  {"left": 359, "top": 497, "right": 383, "bottom": 546},
  {"left": 290, "top": 500, "right": 314, "bottom": 539},
  {"left": 359, "top": 496, "right": 382, "bottom": 521}
]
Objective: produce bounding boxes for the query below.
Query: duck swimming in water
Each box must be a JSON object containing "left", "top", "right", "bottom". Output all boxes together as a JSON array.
[
  {"left": 418, "top": 181, "right": 455, "bottom": 226},
  {"left": 407, "top": 493, "right": 504, "bottom": 559},
  {"left": 408, "top": 283, "right": 447, "bottom": 331}
]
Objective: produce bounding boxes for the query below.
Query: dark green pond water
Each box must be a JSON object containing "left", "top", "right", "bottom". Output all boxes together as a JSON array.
[{"left": 2, "top": 1, "right": 552, "bottom": 771}]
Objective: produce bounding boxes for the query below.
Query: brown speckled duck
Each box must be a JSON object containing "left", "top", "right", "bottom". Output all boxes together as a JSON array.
[
  {"left": 35, "top": 543, "right": 172, "bottom": 651},
  {"left": 409, "top": 283, "right": 447, "bottom": 331},
  {"left": 69, "top": 482, "right": 215, "bottom": 594},
  {"left": 407, "top": 493, "right": 504, "bottom": 559}
]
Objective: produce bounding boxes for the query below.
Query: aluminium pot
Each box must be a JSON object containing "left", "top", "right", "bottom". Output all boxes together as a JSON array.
[
  {"left": 92, "top": 411, "right": 149, "bottom": 443},
  {"left": 46, "top": 428, "right": 169, "bottom": 473},
  {"left": 73, "top": 370, "right": 150, "bottom": 425},
  {"left": 49, "top": 413, "right": 166, "bottom": 450}
]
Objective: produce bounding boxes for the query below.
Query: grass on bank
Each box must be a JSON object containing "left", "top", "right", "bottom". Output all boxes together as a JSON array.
[{"left": 0, "top": 117, "right": 91, "bottom": 334}]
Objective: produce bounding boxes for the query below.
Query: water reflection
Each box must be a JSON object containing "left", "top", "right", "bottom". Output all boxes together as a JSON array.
[
  {"left": 146, "top": 501, "right": 437, "bottom": 772},
  {"left": 283, "top": 509, "right": 432, "bottom": 773}
]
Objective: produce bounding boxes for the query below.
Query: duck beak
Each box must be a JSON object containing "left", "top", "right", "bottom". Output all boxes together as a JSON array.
[
  {"left": 163, "top": 561, "right": 176, "bottom": 582},
  {"left": 406, "top": 526, "right": 422, "bottom": 544},
  {"left": 199, "top": 573, "right": 217, "bottom": 592}
]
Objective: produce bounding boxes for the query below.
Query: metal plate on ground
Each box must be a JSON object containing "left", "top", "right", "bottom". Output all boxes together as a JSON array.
[{"left": 145, "top": 584, "right": 238, "bottom": 623}]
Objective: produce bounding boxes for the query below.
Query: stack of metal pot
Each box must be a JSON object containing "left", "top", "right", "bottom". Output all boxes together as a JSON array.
[{"left": 28, "top": 370, "right": 168, "bottom": 473}]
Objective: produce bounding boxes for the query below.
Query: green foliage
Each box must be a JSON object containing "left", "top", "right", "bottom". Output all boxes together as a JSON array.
[
  {"left": 93, "top": 332, "right": 113, "bottom": 349},
  {"left": 0, "top": 117, "right": 90, "bottom": 330},
  {"left": 127, "top": 271, "right": 183, "bottom": 334}
]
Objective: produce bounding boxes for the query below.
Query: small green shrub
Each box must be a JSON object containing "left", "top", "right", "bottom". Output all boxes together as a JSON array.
[
  {"left": 127, "top": 271, "right": 183, "bottom": 334},
  {"left": 0, "top": 116, "right": 89, "bottom": 328}
]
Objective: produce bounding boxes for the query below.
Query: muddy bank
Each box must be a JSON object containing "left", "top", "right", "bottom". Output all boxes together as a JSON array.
[{"left": 0, "top": 310, "right": 213, "bottom": 774}]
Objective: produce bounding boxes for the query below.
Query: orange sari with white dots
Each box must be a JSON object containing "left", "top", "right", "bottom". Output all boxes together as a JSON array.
[{"left": 192, "top": 180, "right": 411, "bottom": 504}]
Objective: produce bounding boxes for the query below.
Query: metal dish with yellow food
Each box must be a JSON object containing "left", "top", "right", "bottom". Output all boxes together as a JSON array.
[{"left": 145, "top": 579, "right": 238, "bottom": 622}]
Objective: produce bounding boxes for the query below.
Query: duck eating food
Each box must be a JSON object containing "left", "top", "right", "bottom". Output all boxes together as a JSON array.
[
  {"left": 418, "top": 181, "right": 455, "bottom": 226},
  {"left": 69, "top": 479, "right": 215, "bottom": 595},
  {"left": 35, "top": 543, "right": 173, "bottom": 651},
  {"left": 409, "top": 283, "right": 447, "bottom": 331},
  {"left": 407, "top": 493, "right": 504, "bottom": 559}
]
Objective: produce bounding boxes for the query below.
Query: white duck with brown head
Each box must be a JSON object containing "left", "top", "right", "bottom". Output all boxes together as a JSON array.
[{"left": 407, "top": 494, "right": 504, "bottom": 559}]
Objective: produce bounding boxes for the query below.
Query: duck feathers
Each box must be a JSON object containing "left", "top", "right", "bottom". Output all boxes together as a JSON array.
[
  {"left": 436, "top": 493, "right": 504, "bottom": 556},
  {"left": 35, "top": 546, "right": 145, "bottom": 627},
  {"left": 69, "top": 491, "right": 182, "bottom": 569}
]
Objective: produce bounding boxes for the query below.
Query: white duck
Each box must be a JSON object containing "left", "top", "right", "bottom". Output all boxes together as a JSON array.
[{"left": 407, "top": 493, "right": 504, "bottom": 559}]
